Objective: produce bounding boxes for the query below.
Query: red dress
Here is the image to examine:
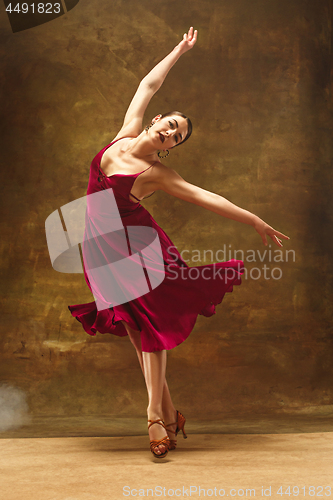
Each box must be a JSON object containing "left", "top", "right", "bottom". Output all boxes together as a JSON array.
[{"left": 68, "top": 138, "right": 244, "bottom": 352}]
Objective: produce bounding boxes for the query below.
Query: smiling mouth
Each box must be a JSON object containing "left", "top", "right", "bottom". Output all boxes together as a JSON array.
[{"left": 159, "top": 133, "right": 165, "bottom": 143}]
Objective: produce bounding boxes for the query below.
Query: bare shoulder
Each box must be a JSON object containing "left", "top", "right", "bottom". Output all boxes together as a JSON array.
[
  {"left": 150, "top": 162, "right": 184, "bottom": 186},
  {"left": 150, "top": 162, "right": 210, "bottom": 205}
]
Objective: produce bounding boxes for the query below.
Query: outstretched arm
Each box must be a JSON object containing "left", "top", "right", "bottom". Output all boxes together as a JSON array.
[
  {"left": 154, "top": 167, "right": 290, "bottom": 247},
  {"left": 114, "top": 27, "right": 197, "bottom": 140}
]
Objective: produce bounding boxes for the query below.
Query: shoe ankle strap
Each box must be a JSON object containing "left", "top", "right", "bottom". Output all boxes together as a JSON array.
[
  {"left": 164, "top": 421, "right": 177, "bottom": 433},
  {"left": 148, "top": 419, "right": 166, "bottom": 430}
]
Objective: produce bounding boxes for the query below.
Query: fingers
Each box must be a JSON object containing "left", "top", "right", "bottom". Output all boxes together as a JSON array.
[
  {"left": 274, "top": 230, "right": 290, "bottom": 240},
  {"left": 269, "top": 228, "right": 290, "bottom": 247},
  {"left": 272, "top": 235, "right": 283, "bottom": 247},
  {"left": 262, "top": 234, "right": 268, "bottom": 246},
  {"left": 256, "top": 221, "right": 290, "bottom": 247},
  {"left": 183, "top": 28, "right": 191, "bottom": 41},
  {"left": 188, "top": 27, "right": 197, "bottom": 41},
  {"left": 183, "top": 27, "right": 197, "bottom": 45}
]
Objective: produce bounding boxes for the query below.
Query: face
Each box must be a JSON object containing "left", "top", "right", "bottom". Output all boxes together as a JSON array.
[{"left": 150, "top": 115, "right": 188, "bottom": 149}]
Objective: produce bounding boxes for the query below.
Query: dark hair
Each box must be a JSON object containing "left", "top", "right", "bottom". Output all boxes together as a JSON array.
[{"left": 160, "top": 111, "right": 193, "bottom": 146}]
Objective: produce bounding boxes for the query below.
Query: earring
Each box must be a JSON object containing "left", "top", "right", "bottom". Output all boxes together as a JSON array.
[
  {"left": 145, "top": 122, "right": 154, "bottom": 132},
  {"left": 158, "top": 150, "right": 170, "bottom": 159}
]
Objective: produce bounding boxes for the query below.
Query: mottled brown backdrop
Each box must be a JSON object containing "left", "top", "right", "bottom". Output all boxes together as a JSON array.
[{"left": 0, "top": 0, "right": 332, "bottom": 435}]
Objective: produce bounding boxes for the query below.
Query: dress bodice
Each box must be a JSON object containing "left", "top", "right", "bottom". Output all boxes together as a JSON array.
[{"left": 86, "top": 138, "right": 157, "bottom": 217}]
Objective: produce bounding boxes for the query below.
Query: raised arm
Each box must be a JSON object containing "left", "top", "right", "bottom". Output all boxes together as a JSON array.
[
  {"left": 114, "top": 27, "right": 197, "bottom": 140},
  {"left": 154, "top": 166, "right": 290, "bottom": 247}
]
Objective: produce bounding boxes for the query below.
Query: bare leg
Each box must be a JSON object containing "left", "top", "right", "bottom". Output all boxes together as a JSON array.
[
  {"left": 143, "top": 349, "right": 169, "bottom": 455},
  {"left": 121, "top": 321, "right": 177, "bottom": 454},
  {"left": 161, "top": 379, "right": 178, "bottom": 438}
]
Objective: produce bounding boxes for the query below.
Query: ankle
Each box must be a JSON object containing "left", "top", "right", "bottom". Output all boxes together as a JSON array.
[
  {"left": 163, "top": 407, "right": 177, "bottom": 423},
  {"left": 147, "top": 405, "right": 163, "bottom": 421}
]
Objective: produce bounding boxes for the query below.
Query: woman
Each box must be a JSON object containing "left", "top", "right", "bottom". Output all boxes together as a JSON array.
[{"left": 69, "top": 27, "right": 289, "bottom": 459}]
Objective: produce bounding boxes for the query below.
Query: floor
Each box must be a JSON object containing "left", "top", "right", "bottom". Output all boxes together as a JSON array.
[
  {"left": 1, "top": 431, "right": 332, "bottom": 500},
  {"left": 1, "top": 409, "right": 333, "bottom": 499}
]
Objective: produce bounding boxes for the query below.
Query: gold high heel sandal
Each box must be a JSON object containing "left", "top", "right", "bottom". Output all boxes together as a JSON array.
[
  {"left": 148, "top": 419, "right": 170, "bottom": 458},
  {"left": 164, "top": 410, "right": 187, "bottom": 450}
]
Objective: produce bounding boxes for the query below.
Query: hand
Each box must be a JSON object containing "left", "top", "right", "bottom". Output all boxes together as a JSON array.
[
  {"left": 254, "top": 218, "right": 290, "bottom": 247},
  {"left": 176, "top": 26, "right": 198, "bottom": 54}
]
